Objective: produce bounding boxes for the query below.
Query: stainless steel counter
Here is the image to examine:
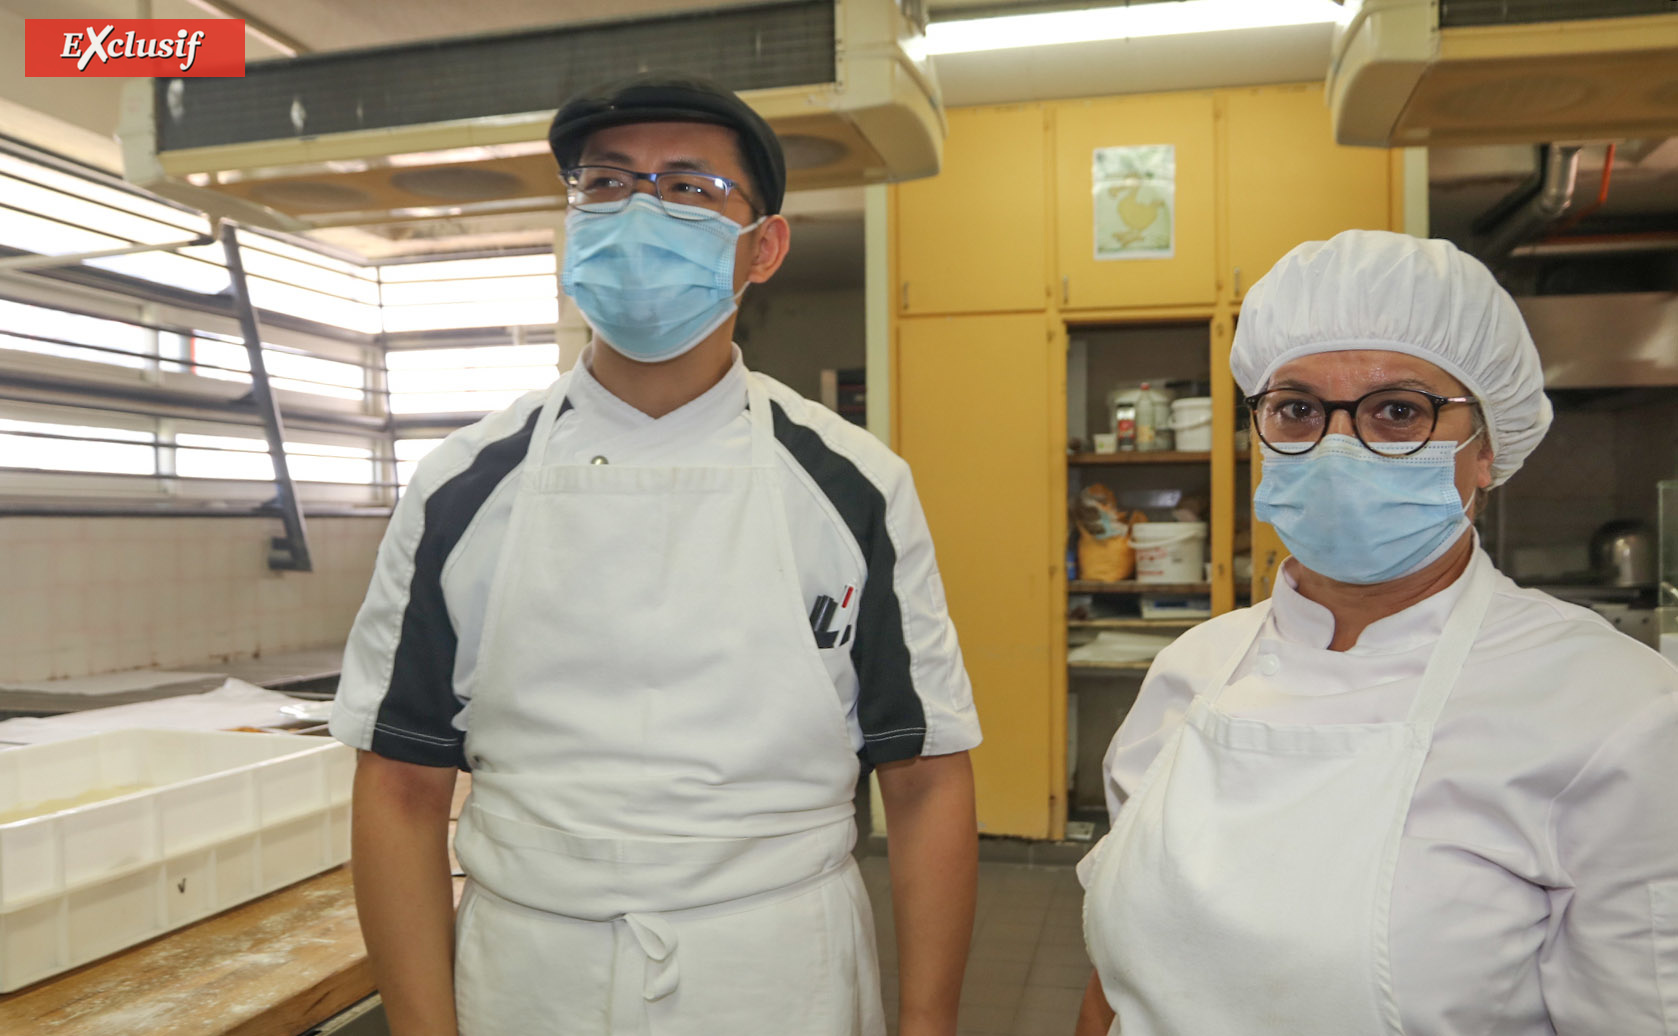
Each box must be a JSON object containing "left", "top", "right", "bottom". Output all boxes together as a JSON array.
[{"left": 0, "top": 645, "right": 344, "bottom": 718}]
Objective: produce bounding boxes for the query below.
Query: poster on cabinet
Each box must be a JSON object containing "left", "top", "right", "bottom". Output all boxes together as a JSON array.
[{"left": 1092, "top": 144, "right": 1174, "bottom": 261}]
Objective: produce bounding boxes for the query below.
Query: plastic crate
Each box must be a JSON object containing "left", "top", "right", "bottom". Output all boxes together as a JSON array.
[{"left": 0, "top": 729, "right": 353, "bottom": 992}]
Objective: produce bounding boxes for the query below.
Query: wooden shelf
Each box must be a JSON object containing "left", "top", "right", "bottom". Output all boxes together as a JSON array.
[
  {"left": 1068, "top": 451, "right": 1251, "bottom": 465},
  {"left": 1068, "top": 618, "right": 1202, "bottom": 632},
  {"left": 1069, "top": 580, "right": 1211, "bottom": 594},
  {"left": 1069, "top": 450, "right": 1206, "bottom": 464},
  {"left": 1069, "top": 660, "right": 1157, "bottom": 674}
]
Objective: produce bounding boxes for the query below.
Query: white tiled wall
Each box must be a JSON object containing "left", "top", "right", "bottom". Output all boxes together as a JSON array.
[
  {"left": 0, "top": 516, "right": 386, "bottom": 684},
  {"left": 1493, "top": 393, "right": 1678, "bottom": 579}
]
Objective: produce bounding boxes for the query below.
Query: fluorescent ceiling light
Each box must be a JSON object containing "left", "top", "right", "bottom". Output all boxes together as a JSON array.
[{"left": 924, "top": 0, "right": 1344, "bottom": 56}]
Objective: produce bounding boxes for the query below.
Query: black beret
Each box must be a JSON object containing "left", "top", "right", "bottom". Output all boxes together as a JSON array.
[{"left": 548, "top": 74, "right": 787, "bottom": 216}]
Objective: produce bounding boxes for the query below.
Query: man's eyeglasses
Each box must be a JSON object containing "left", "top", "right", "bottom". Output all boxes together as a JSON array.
[
  {"left": 561, "top": 165, "right": 757, "bottom": 221},
  {"left": 1245, "top": 388, "right": 1478, "bottom": 457}
]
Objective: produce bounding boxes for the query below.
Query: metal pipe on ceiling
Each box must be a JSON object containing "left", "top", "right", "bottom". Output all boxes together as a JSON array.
[{"left": 1475, "top": 144, "right": 1583, "bottom": 266}]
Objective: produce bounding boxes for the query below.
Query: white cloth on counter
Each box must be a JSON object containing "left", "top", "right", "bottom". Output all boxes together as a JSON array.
[
  {"left": 1089, "top": 548, "right": 1678, "bottom": 1034},
  {"left": 1229, "top": 230, "right": 1551, "bottom": 487},
  {"left": 1066, "top": 631, "right": 1176, "bottom": 666},
  {"left": 0, "top": 679, "right": 306, "bottom": 747}
]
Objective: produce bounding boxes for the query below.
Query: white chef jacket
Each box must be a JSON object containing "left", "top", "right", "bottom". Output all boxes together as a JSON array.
[
  {"left": 333, "top": 348, "right": 981, "bottom": 770},
  {"left": 1100, "top": 547, "right": 1678, "bottom": 1034}
]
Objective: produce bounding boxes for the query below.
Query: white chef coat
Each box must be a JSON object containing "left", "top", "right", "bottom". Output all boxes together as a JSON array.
[
  {"left": 332, "top": 347, "right": 981, "bottom": 772},
  {"left": 1095, "top": 546, "right": 1678, "bottom": 1034}
]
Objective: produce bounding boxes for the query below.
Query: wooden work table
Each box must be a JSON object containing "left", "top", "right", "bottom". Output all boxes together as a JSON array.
[{"left": 0, "top": 775, "right": 470, "bottom": 1036}]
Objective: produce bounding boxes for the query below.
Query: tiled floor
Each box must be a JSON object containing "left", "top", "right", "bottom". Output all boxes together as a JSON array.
[{"left": 860, "top": 856, "right": 1092, "bottom": 1036}]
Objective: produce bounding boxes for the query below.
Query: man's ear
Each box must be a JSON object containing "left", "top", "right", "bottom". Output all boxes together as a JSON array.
[{"left": 747, "top": 215, "right": 791, "bottom": 285}]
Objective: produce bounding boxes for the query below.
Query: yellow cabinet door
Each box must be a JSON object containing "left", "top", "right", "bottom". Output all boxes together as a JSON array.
[
  {"left": 1053, "top": 92, "right": 1218, "bottom": 310},
  {"left": 894, "top": 105, "right": 1049, "bottom": 316},
  {"left": 1224, "top": 84, "right": 1395, "bottom": 301},
  {"left": 897, "top": 313, "right": 1056, "bottom": 838}
]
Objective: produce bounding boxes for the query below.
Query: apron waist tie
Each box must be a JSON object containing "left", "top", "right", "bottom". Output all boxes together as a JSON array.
[
  {"left": 622, "top": 912, "right": 680, "bottom": 1002},
  {"left": 603, "top": 857, "right": 854, "bottom": 1012}
]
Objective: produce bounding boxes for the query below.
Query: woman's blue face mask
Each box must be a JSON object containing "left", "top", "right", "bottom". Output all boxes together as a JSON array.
[{"left": 1253, "top": 431, "right": 1483, "bottom": 585}]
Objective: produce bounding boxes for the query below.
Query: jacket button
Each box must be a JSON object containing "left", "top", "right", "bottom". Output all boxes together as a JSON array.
[
  {"left": 1257, "top": 653, "right": 1281, "bottom": 677},
  {"left": 590, "top": 456, "right": 609, "bottom": 465}
]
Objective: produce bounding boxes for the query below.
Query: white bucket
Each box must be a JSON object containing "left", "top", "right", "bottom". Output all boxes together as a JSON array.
[
  {"left": 1168, "top": 396, "right": 1213, "bottom": 452},
  {"left": 1131, "top": 521, "right": 1208, "bottom": 583}
]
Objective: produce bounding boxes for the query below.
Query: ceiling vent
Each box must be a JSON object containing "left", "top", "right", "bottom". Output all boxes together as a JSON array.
[
  {"left": 1329, "top": 0, "right": 1678, "bottom": 147},
  {"left": 117, "top": 0, "right": 943, "bottom": 231}
]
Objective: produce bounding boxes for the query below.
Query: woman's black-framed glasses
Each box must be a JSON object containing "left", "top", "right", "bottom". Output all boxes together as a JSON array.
[
  {"left": 561, "top": 165, "right": 758, "bottom": 220},
  {"left": 1244, "top": 388, "right": 1477, "bottom": 457}
]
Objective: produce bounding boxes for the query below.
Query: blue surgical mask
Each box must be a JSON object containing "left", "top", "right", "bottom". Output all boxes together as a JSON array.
[
  {"left": 561, "top": 194, "right": 764, "bottom": 364},
  {"left": 1253, "top": 432, "right": 1482, "bottom": 585}
]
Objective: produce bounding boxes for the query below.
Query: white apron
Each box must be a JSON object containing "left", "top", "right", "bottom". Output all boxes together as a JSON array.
[
  {"left": 452, "top": 374, "right": 884, "bottom": 1036},
  {"left": 1082, "top": 556, "right": 1495, "bottom": 1036}
]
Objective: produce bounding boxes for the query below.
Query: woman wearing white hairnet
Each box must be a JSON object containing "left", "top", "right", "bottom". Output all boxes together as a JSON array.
[{"left": 1075, "top": 230, "right": 1678, "bottom": 1036}]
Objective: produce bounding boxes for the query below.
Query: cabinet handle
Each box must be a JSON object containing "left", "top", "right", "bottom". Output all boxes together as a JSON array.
[
  {"left": 901, "top": 282, "right": 909, "bottom": 311},
  {"left": 1062, "top": 275, "right": 1069, "bottom": 305},
  {"left": 1233, "top": 266, "right": 1243, "bottom": 296}
]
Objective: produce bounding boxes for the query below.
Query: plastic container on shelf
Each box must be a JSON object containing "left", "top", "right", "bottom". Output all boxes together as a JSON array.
[
  {"left": 1110, "top": 389, "right": 1138, "bottom": 451},
  {"left": 1169, "top": 396, "right": 1213, "bottom": 452},
  {"left": 0, "top": 729, "right": 353, "bottom": 992},
  {"left": 1132, "top": 520, "right": 1208, "bottom": 582}
]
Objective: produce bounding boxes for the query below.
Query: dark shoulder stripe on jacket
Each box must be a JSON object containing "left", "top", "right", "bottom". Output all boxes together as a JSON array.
[
  {"left": 770, "top": 400, "right": 927, "bottom": 765},
  {"left": 371, "top": 403, "right": 554, "bottom": 766}
]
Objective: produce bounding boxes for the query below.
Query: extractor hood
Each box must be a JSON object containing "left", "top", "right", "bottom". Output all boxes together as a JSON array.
[
  {"left": 1329, "top": 0, "right": 1678, "bottom": 147},
  {"left": 117, "top": 0, "right": 944, "bottom": 231},
  {"left": 1519, "top": 293, "right": 1678, "bottom": 388}
]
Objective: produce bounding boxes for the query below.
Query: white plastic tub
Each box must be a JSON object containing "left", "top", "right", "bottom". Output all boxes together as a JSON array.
[
  {"left": 1132, "top": 521, "right": 1208, "bottom": 583},
  {"left": 1169, "top": 397, "right": 1213, "bottom": 452},
  {"left": 0, "top": 729, "right": 353, "bottom": 991}
]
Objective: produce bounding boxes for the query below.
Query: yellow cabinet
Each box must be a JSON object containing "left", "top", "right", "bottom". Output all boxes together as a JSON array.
[
  {"left": 1224, "top": 84, "right": 1395, "bottom": 301},
  {"left": 1053, "top": 92, "right": 1218, "bottom": 311},
  {"left": 897, "top": 313, "right": 1056, "bottom": 839},
  {"left": 894, "top": 105, "right": 1048, "bottom": 316}
]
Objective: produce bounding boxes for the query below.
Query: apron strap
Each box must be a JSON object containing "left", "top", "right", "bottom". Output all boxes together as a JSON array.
[
  {"left": 1403, "top": 550, "right": 1495, "bottom": 728},
  {"left": 621, "top": 912, "right": 680, "bottom": 1002},
  {"left": 1203, "top": 600, "right": 1273, "bottom": 707},
  {"left": 524, "top": 377, "right": 572, "bottom": 472},
  {"left": 1200, "top": 545, "right": 1495, "bottom": 727}
]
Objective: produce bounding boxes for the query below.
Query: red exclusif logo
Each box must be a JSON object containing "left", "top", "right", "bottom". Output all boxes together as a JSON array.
[{"left": 24, "top": 20, "right": 245, "bottom": 77}]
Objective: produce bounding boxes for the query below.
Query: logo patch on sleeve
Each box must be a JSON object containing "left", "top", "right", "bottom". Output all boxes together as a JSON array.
[{"left": 809, "top": 585, "right": 857, "bottom": 649}]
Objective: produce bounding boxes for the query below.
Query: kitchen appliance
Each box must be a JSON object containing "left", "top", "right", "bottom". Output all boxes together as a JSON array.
[
  {"left": 1590, "top": 519, "right": 1657, "bottom": 588},
  {"left": 119, "top": 0, "right": 945, "bottom": 231},
  {"left": 1329, "top": 0, "right": 1678, "bottom": 148},
  {"left": 1517, "top": 295, "right": 1678, "bottom": 390}
]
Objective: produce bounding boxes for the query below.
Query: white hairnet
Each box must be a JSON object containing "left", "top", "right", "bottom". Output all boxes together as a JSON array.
[{"left": 1231, "top": 229, "right": 1551, "bottom": 487}]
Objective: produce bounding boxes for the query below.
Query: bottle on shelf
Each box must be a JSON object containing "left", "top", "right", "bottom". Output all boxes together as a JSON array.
[{"left": 1135, "top": 382, "right": 1158, "bottom": 452}]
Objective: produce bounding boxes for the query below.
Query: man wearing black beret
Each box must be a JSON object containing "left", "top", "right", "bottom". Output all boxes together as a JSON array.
[{"left": 339, "top": 74, "right": 981, "bottom": 1036}]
